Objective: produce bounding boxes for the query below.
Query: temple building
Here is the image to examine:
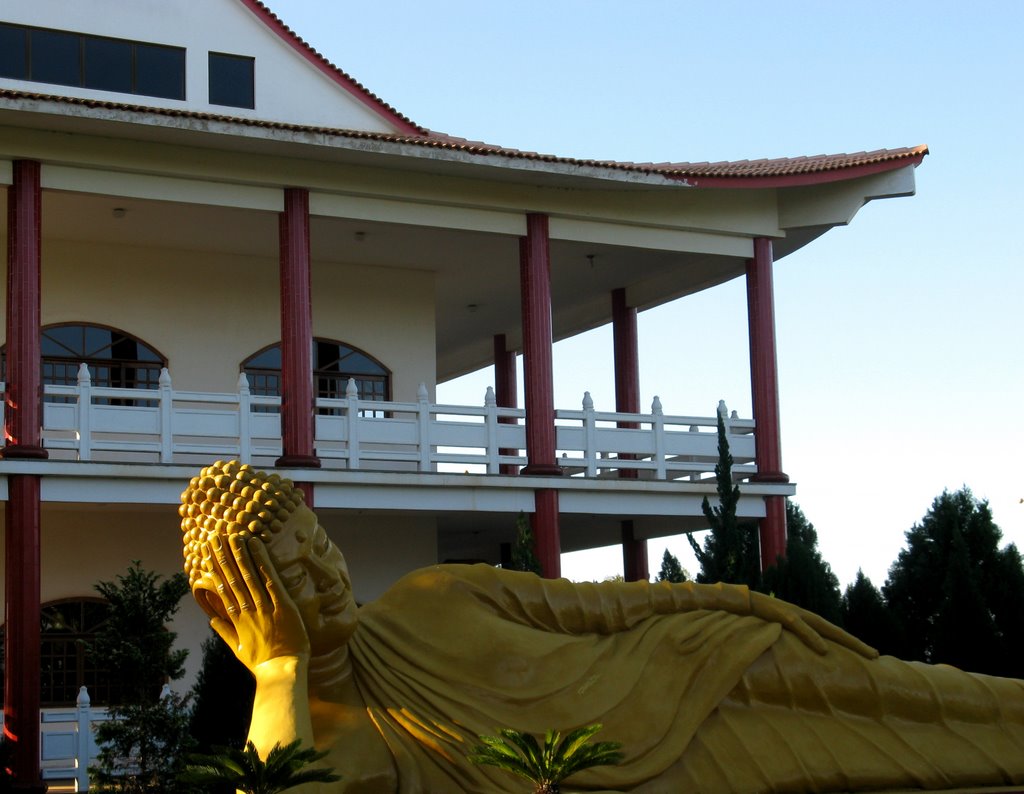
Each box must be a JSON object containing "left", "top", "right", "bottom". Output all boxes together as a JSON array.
[{"left": 0, "top": 0, "right": 925, "bottom": 786}]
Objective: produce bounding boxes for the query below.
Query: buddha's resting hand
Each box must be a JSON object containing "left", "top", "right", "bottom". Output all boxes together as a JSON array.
[
  {"left": 746, "top": 588, "right": 878, "bottom": 658},
  {"left": 195, "top": 533, "right": 311, "bottom": 671}
]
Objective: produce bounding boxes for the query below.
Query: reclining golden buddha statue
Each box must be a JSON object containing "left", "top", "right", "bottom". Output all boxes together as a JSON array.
[{"left": 180, "top": 461, "right": 1024, "bottom": 793}]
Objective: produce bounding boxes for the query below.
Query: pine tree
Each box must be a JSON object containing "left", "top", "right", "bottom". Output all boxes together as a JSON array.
[
  {"left": 189, "top": 633, "right": 256, "bottom": 760},
  {"left": 87, "top": 562, "right": 194, "bottom": 793},
  {"left": 760, "top": 502, "right": 843, "bottom": 626},
  {"left": 687, "top": 409, "right": 760, "bottom": 588},
  {"left": 882, "top": 488, "right": 1024, "bottom": 677},
  {"left": 841, "top": 571, "right": 904, "bottom": 657},
  {"left": 656, "top": 549, "right": 687, "bottom": 583}
]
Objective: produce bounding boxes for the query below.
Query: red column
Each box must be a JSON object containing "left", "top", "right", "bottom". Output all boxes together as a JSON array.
[
  {"left": 519, "top": 213, "right": 562, "bottom": 578},
  {"left": 746, "top": 237, "right": 788, "bottom": 569},
  {"left": 532, "top": 489, "right": 561, "bottom": 579},
  {"left": 4, "top": 161, "right": 47, "bottom": 460},
  {"left": 612, "top": 289, "right": 648, "bottom": 581},
  {"left": 4, "top": 160, "right": 47, "bottom": 792},
  {"left": 276, "top": 188, "right": 319, "bottom": 476},
  {"left": 493, "top": 334, "right": 519, "bottom": 476}
]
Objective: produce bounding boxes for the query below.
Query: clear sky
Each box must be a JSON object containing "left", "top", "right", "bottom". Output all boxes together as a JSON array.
[{"left": 263, "top": 0, "right": 1023, "bottom": 589}]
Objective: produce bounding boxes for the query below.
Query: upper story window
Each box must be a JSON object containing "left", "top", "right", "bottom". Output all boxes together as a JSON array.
[
  {"left": 2, "top": 323, "right": 167, "bottom": 407},
  {"left": 209, "top": 51, "right": 254, "bottom": 109},
  {"left": 243, "top": 339, "right": 390, "bottom": 413},
  {"left": 0, "top": 22, "right": 185, "bottom": 100}
]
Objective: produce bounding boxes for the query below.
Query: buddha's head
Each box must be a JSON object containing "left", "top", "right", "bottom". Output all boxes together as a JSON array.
[{"left": 180, "top": 460, "right": 358, "bottom": 654}]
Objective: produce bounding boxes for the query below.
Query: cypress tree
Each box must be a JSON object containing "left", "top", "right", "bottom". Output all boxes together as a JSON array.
[{"left": 656, "top": 549, "right": 687, "bottom": 583}]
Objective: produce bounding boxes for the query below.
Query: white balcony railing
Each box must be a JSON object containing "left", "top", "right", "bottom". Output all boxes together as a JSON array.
[{"left": 0, "top": 367, "right": 756, "bottom": 480}]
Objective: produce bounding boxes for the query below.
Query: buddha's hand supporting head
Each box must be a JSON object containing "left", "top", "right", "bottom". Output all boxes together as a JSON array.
[{"left": 180, "top": 461, "right": 358, "bottom": 668}]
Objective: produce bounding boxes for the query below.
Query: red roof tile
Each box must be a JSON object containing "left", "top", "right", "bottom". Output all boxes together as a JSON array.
[{"left": 0, "top": 88, "right": 927, "bottom": 188}]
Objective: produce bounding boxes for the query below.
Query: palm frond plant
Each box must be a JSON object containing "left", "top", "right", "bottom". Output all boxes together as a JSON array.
[
  {"left": 469, "top": 724, "right": 623, "bottom": 793},
  {"left": 179, "top": 739, "right": 340, "bottom": 794}
]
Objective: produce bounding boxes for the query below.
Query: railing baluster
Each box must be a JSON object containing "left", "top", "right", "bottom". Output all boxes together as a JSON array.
[
  {"left": 346, "top": 378, "right": 360, "bottom": 470},
  {"left": 238, "top": 372, "right": 251, "bottom": 463},
  {"left": 583, "top": 391, "right": 597, "bottom": 477},
  {"left": 652, "top": 396, "right": 666, "bottom": 479},
  {"left": 158, "top": 368, "right": 173, "bottom": 463},
  {"left": 417, "top": 383, "right": 431, "bottom": 472},
  {"left": 484, "top": 386, "right": 499, "bottom": 475},
  {"left": 77, "top": 363, "right": 92, "bottom": 461},
  {"left": 76, "top": 685, "right": 90, "bottom": 792}
]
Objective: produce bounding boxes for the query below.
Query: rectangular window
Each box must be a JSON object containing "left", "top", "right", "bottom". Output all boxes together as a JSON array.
[
  {"left": 135, "top": 43, "right": 185, "bottom": 100},
  {"left": 83, "top": 37, "right": 132, "bottom": 93},
  {"left": 0, "top": 24, "right": 28, "bottom": 79},
  {"left": 31, "top": 28, "right": 81, "bottom": 87},
  {"left": 0, "top": 23, "right": 185, "bottom": 101},
  {"left": 209, "top": 52, "right": 254, "bottom": 109}
]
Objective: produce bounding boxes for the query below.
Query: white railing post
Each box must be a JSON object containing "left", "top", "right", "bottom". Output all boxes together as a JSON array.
[
  {"left": 76, "top": 685, "right": 91, "bottom": 792},
  {"left": 237, "top": 372, "right": 252, "bottom": 463},
  {"left": 484, "top": 386, "right": 499, "bottom": 474},
  {"left": 652, "top": 396, "right": 666, "bottom": 479},
  {"left": 582, "top": 391, "right": 597, "bottom": 477},
  {"left": 689, "top": 424, "right": 700, "bottom": 480},
  {"left": 345, "top": 378, "right": 360, "bottom": 470},
  {"left": 417, "top": 383, "right": 432, "bottom": 472},
  {"left": 77, "top": 363, "right": 92, "bottom": 461},
  {"left": 158, "top": 368, "right": 173, "bottom": 463}
]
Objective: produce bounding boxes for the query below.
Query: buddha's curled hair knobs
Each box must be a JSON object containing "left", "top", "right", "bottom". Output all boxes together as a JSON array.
[{"left": 180, "top": 460, "right": 303, "bottom": 587}]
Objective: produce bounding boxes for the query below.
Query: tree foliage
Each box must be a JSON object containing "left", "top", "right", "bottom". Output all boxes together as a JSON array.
[
  {"left": 687, "top": 410, "right": 760, "bottom": 588},
  {"left": 189, "top": 632, "right": 256, "bottom": 767},
  {"left": 88, "top": 562, "right": 194, "bottom": 793},
  {"left": 656, "top": 549, "right": 687, "bottom": 583},
  {"left": 510, "top": 511, "right": 542, "bottom": 575},
  {"left": 841, "top": 571, "right": 904, "bottom": 656},
  {"left": 89, "top": 561, "right": 190, "bottom": 704},
  {"left": 882, "top": 488, "right": 1024, "bottom": 677},
  {"left": 760, "top": 501, "right": 843, "bottom": 626},
  {"left": 180, "top": 740, "right": 340, "bottom": 794},
  {"left": 470, "top": 724, "right": 623, "bottom": 794}
]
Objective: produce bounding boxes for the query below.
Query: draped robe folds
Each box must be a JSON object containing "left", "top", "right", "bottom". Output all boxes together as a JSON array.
[{"left": 346, "top": 565, "right": 1024, "bottom": 793}]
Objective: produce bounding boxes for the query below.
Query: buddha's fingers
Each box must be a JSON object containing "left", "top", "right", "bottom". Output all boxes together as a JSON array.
[
  {"left": 211, "top": 532, "right": 256, "bottom": 614},
  {"left": 749, "top": 591, "right": 877, "bottom": 659}
]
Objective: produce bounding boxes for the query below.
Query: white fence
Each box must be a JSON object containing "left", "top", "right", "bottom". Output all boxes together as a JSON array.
[
  {"left": 0, "top": 686, "right": 108, "bottom": 791},
  {"left": 1, "top": 367, "right": 756, "bottom": 480}
]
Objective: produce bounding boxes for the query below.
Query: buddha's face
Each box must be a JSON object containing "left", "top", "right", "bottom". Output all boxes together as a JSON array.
[{"left": 264, "top": 504, "right": 358, "bottom": 655}]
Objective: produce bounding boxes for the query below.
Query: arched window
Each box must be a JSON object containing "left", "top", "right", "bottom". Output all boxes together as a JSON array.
[
  {"left": 2, "top": 323, "right": 166, "bottom": 405},
  {"left": 242, "top": 339, "right": 390, "bottom": 410},
  {"left": 0, "top": 598, "right": 128, "bottom": 707}
]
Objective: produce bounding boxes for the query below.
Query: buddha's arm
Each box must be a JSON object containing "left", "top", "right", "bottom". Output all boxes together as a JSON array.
[
  {"left": 460, "top": 566, "right": 876, "bottom": 659},
  {"left": 194, "top": 534, "right": 317, "bottom": 758}
]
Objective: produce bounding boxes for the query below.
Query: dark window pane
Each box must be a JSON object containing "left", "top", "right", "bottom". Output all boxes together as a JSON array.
[
  {"left": 135, "top": 44, "right": 184, "bottom": 100},
  {"left": 209, "top": 52, "right": 254, "bottom": 109},
  {"left": 84, "top": 36, "right": 131, "bottom": 93},
  {"left": 30, "top": 29, "right": 81, "bottom": 87},
  {"left": 0, "top": 24, "right": 28, "bottom": 79}
]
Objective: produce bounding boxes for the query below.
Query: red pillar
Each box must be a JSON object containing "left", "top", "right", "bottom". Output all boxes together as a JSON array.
[
  {"left": 276, "top": 188, "right": 319, "bottom": 476},
  {"left": 519, "top": 214, "right": 562, "bottom": 578},
  {"left": 4, "top": 161, "right": 47, "bottom": 460},
  {"left": 746, "top": 237, "right": 788, "bottom": 569},
  {"left": 493, "top": 334, "right": 519, "bottom": 476},
  {"left": 3, "top": 160, "right": 47, "bottom": 792},
  {"left": 612, "top": 289, "right": 648, "bottom": 581}
]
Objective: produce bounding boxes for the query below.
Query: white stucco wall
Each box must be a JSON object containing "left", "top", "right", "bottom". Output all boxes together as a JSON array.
[
  {"left": 0, "top": 0, "right": 399, "bottom": 131},
  {"left": 0, "top": 238, "right": 435, "bottom": 400}
]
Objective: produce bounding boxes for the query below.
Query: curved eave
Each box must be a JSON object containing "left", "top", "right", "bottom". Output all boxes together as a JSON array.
[{"left": 669, "top": 149, "right": 929, "bottom": 189}]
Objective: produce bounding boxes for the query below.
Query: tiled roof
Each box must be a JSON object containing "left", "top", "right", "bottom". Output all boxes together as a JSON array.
[{"left": 0, "top": 87, "right": 927, "bottom": 188}]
